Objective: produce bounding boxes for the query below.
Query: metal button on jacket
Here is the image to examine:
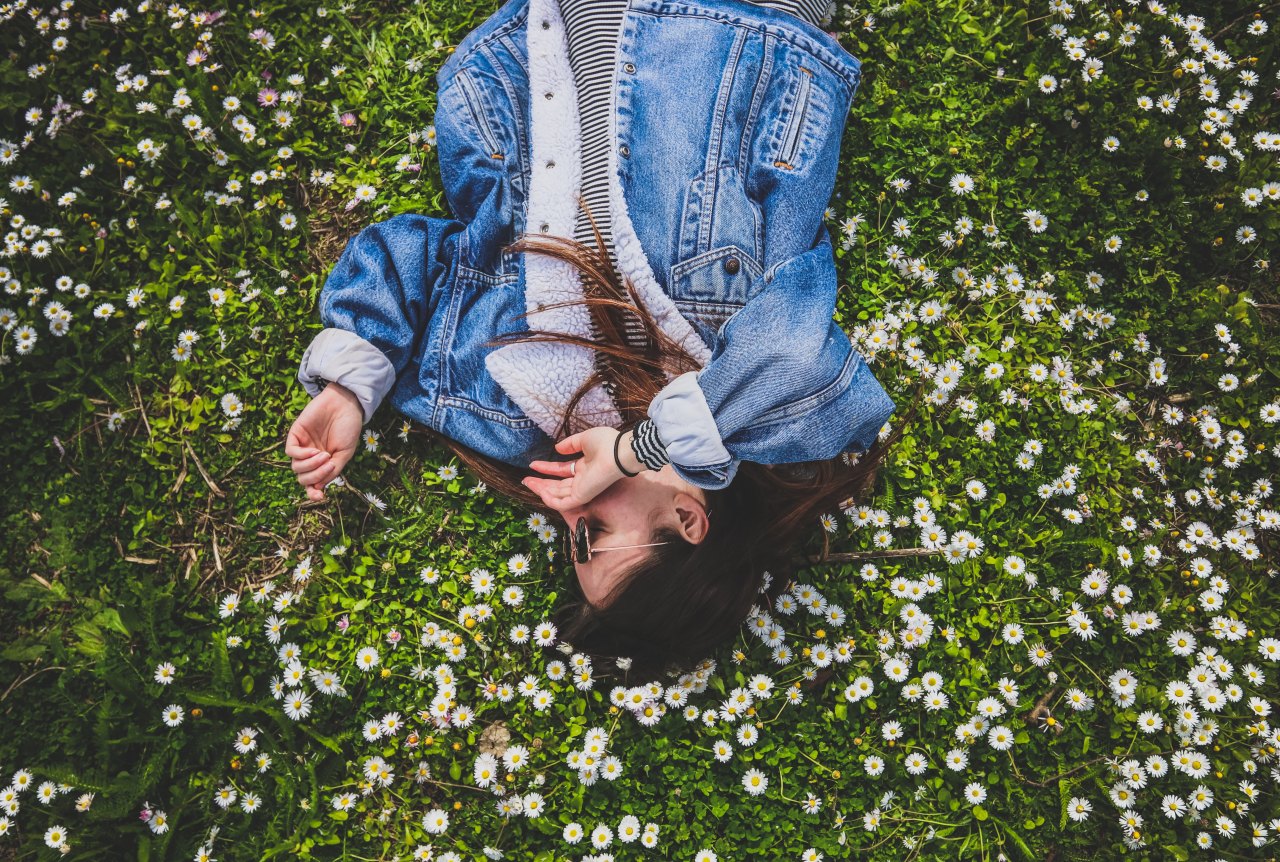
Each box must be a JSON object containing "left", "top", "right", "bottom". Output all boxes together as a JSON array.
[
  {"left": 623, "top": 62, "right": 636, "bottom": 74},
  {"left": 618, "top": 144, "right": 630, "bottom": 158},
  {"left": 723, "top": 256, "right": 740, "bottom": 275}
]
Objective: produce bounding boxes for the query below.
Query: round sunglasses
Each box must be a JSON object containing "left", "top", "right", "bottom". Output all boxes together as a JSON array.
[
  {"left": 563, "top": 517, "right": 668, "bottom": 565},
  {"left": 562, "top": 509, "right": 712, "bottom": 565}
]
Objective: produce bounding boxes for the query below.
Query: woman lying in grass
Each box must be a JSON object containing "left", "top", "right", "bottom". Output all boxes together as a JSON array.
[{"left": 286, "top": 0, "right": 909, "bottom": 678}]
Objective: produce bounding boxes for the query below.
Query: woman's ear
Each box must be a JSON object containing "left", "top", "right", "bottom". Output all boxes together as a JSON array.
[{"left": 671, "top": 492, "right": 711, "bottom": 545}]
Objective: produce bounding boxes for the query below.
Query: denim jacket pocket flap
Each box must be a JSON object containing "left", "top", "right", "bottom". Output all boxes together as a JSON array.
[
  {"left": 668, "top": 246, "right": 764, "bottom": 355},
  {"left": 669, "top": 245, "right": 763, "bottom": 306}
]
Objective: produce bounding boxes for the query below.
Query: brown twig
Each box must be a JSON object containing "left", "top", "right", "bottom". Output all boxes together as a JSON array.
[
  {"left": 1024, "top": 687, "right": 1064, "bottom": 736},
  {"left": 112, "top": 533, "right": 159, "bottom": 565},
  {"left": 220, "top": 438, "right": 285, "bottom": 481},
  {"left": 211, "top": 524, "right": 224, "bottom": 573},
  {"left": 185, "top": 441, "right": 226, "bottom": 497},
  {"left": 1211, "top": 2, "right": 1280, "bottom": 41},
  {"left": 130, "top": 380, "right": 152, "bottom": 438},
  {"left": 167, "top": 446, "right": 189, "bottom": 499},
  {"left": 1, "top": 665, "right": 67, "bottom": 702}
]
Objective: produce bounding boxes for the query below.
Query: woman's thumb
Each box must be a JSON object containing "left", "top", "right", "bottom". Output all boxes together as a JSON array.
[{"left": 555, "top": 431, "right": 584, "bottom": 455}]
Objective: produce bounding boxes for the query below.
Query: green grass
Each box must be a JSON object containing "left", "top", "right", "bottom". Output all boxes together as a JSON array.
[{"left": 1, "top": 0, "right": 1278, "bottom": 859}]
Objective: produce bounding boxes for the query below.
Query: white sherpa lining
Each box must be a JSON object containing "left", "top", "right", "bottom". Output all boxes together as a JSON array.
[
  {"left": 485, "top": 0, "right": 710, "bottom": 440},
  {"left": 485, "top": 0, "right": 620, "bottom": 439}
]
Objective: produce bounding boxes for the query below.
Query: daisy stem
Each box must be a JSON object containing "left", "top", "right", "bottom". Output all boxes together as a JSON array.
[
  {"left": 425, "top": 777, "right": 492, "bottom": 795},
  {"left": 853, "top": 823, "right": 908, "bottom": 854},
  {"left": 893, "top": 814, "right": 960, "bottom": 828},
  {"left": 1005, "top": 749, "right": 1026, "bottom": 783},
  {"left": 538, "top": 781, "right": 566, "bottom": 803},
  {"left": 1070, "top": 653, "right": 1108, "bottom": 691},
  {"left": 796, "top": 749, "right": 828, "bottom": 773}
]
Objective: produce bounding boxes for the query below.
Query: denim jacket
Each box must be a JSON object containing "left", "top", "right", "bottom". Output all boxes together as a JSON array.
[{"left": 297, "top": 0, "right": 895, "bottom": 490}]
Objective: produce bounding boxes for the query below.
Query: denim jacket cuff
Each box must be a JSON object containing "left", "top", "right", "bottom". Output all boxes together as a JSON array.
[
  {"left": 297, "top": 328, "right": 396, "bottom": 425},
  {"left": 648, "top": 371, "right": 736, "bottom": 488},
  {"left": 669, "top": 459, "right": 740, "bottom": 492}
]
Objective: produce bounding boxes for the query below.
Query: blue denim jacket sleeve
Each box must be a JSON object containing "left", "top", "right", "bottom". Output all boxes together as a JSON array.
[
  {"left": 649, "top": 232, "right": 896, "bottom": 490},
  {"left": 296, "top": 214, "right": 464, "bottom": 423}
]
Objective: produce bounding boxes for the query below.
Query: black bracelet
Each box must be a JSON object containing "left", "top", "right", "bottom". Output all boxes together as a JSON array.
[{"left": 613, "top": 430, "right": 639, "bottom": 477}]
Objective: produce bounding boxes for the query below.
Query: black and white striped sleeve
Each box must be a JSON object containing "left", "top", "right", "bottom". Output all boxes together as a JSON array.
[{"left": 630, "top": 418, "right": 671, "bottom": 471}]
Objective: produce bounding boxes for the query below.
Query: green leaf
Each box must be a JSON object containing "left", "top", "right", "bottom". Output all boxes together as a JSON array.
[
  {"left": 93, "top": 607, "right": 131, "bottom": 637},
  {"left": 1, "top": 640, "right": 46, "bottom": 662}
]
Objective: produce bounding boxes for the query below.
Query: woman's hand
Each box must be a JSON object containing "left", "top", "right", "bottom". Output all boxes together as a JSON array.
[
  {"left": 523, "top": 426, "right": 632, "bottom": 513},
  {"left": 286, "top": 383, "right": 364, "bottom": 501}
]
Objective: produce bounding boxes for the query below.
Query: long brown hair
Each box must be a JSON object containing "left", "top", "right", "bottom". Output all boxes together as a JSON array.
[{"left": 435, "top": 206, "right": 920, "bottom": 680}]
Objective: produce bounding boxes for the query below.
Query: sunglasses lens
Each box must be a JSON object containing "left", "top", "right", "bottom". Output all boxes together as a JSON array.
[{"left": 575, "top": 518, "right": 590, "bottom": 564}]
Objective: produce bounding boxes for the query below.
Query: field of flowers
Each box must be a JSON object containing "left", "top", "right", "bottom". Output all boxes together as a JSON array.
[{"left": 1, "top": 0, "right": 1278, "bottom": 859}]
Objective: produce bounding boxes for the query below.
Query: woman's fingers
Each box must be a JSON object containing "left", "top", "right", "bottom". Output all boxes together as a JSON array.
[
  {"left": 522, "top": 475, "right": 562, "bottom": 497},
  {"left": 291, "top": 450, "right": 331, "bottom": 474},
  {"left": 285, "top": 422, "right": 319, "bottom": 459},
  {"left": 528, "top": 459, "right": 577, "bottom": 478},
  {"left": 287, "top": 442, "right": 320, "bottom": 460},
  {"left": 522, "top": 476, "right": 575, "bottom": 511},
  {"left": 519, "top": 477, "right": 553, "bottom": 510},
  {"left": 297, "top": 460, "right": 338, "bottom": 487}
]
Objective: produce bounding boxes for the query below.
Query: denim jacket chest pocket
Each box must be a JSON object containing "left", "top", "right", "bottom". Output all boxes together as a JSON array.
[
  {"left": 668, "top": 245, "right": 764, "bottom": 353},
  {"left": 766, "top": 43, "right": 844, "bottom": 175},
  {"left": 669, "top": 154, "right": 768, "bottom": 347}
]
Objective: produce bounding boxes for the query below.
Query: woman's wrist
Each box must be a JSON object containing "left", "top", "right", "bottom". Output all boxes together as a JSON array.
[
  {"left": 321, "top": 380, "right": 362, "bottom": 417},
  {"left": 615, "top": 429, "right": 646, "bottom": 476}
]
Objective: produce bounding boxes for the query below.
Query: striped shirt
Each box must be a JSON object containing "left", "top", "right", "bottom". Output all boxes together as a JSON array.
[{"left": 560, "top": 0, "right": 834, "bottom": 267}]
